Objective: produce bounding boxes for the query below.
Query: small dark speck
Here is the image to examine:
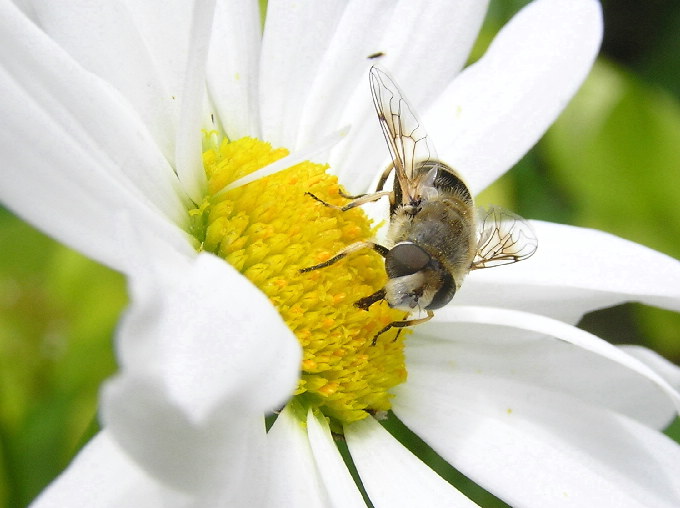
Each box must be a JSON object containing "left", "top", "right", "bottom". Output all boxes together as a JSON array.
[{"left": 367, "top": 51, "right": 385, "bottom": 59}]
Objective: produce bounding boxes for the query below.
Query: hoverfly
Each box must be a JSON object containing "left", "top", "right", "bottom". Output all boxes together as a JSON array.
[{"left": 302, "top": 66, "right": 537, "bottom": 343}]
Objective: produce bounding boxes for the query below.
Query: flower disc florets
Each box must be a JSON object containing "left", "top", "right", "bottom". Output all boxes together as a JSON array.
[{"left": 190, "top": 135, "right": 408, "bottom": 425}]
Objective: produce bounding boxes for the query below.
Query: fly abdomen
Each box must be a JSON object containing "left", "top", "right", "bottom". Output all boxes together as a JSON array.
[{"left": 432, "top": 163, "right": 473, "bottom": 205}]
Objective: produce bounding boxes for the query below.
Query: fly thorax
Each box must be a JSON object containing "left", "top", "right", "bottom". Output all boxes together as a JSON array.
[{"left": 402, "top": 201, "right": 422, "bottom": 217}]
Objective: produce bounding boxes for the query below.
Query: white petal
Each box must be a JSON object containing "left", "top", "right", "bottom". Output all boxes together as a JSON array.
[
  {"left": 394, "top": 371, "right": 680, "bottom": 507},
  {"left": 115, "top": 253, "right": 301, "bottom": 421},
  {"left": 100, "top": 253, "right": 299, "bottom": 496},
  {"left": 457, "top": 221, "right": 680, "bottom": 323},
  {"left": 267, "top": 405, "right": 332, "bottom": 506},
  {"left": 307, "top": 410, "right": 366, "bottom": 508},
  {"left": 112, "top": 212, "right": 196, "bottom": 285},
  {"left": 293, "top": 0, "right": 399, "bottom": 152},
  {"left": 329, "top": 0, "right": 489, "bottom": 193},
  {"left": 369, "top": 0, "right": 489, "bottom": 105},
  {"left": 260, "top": 1, "right": 488, "bottom": 193},
  {"left": 296, "top": 0, "right": 489, "bottom": 146},
  {"left": 425, "top": 0, "right": 603, "bottom": 194},
  {"left": 622, "top": 346, "right": 680, "bottom": 395},
  {"left": 173, "top": 0, "right": 214, "bottom": 203},
  {"left": 0, "top": 3, "right": 191, "bottom": 273},
  {"left": 409, "top": 305, "right": 680, "bottom": 428},
  {"left": 30, "top": 431, "right": 190, "bottom": 508},
  {"left": 21, "top": 1, "right": 211, "bottom": 204},
  {"left": 345, "top": 417, "right": 479, "bottom": 508},
  {"left": 106, "top": 0, "right": 216, "bottom": 174},
  {"left": 259, "top": 0, "right": 348, "bottom": 148},
  {"left": 103, "top": 375, "right": 270, "bottom": 501},
  {"left": 18, "top": 1, "right": 183, "bottom": 165},
  {"left": 207, "top": 0, "right": 262, "bottom": 139},
  {"left": 122, "top": 1, "right": 204, "bottom": 106}
]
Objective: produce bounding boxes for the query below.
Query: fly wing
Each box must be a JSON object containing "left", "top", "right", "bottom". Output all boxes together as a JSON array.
[
  {"left": 471, "top": 206, "right": 538, "bottom": 269},
  {"left": 369, "top": 66, "right": 438, "bottom": 204}
]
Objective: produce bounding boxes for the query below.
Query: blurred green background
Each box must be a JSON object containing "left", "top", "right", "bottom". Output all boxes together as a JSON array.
[{"left": 1, "top": 1, "right": 679, "bottom": 506}]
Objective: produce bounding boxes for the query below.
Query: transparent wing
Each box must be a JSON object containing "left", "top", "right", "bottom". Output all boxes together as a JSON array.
[
  {"left": 471, "top": 206, "right": 538, "bottom": 270},
  {"left": 369, "top": 66, "right": 438, "bottom": 203}
]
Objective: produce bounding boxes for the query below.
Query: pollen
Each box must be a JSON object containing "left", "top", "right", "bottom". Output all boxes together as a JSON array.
[{"left": 191, "top": 135, "right": 408, "bottom": 425}]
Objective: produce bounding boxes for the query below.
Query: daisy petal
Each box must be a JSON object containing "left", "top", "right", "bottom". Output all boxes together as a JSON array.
[
  {"left": 425, "top": 0, "right": 603, "bottom": 194},
  {"left": 104, "top": 377, "right": 269, "bottom": 503},
  {"left": 17, "top": 1, "right": 183, "bottom": 163},
  {"left": 267, "top": 406, "right": 332, "bottom": 506},
  {"left": 307, "top": 410, "right": 366, "bottom": 508},
  {"left": 369, "top": 0, "right": 489, "bottom": 105},
  {"left": 173, "top": 0, "right": 214, "bottom": 203},
  {"left": 345, "top": 417, "right": 479, "bottom": 507},
  {"left": 298, "top": 1, "right": 488, "bottom": 157},
  {"left": 394, "top": 369, "right": 680, "bottom": 507},
  {"left": 293, "top": 0, "right": 400, "bottom": 153},
  {"left": 457, "top": 221, "right": 680, "bottom": 324},
  {"left": 31, "top": 431, "right": 188, "bottom": 508},
  {"left": 207, "top": 0, "right": 262, "bottom": 139},
  {"left": 99, "top": 253, "right": 299, "bottom": 495},
  {"left": 622, "top": 346, "right": 680, "bottom": 393},
  {"left": 0, "top": 3, "right": 191, "bottom": 273},
  {"left": 259, "top": 0, "right": 348, "bottom": 148},
  {"left": 260, "top": 1, "right": 489, "bottom": 194},
  {"left": 122, "top": 1, "right": 206, "bottom": 106},
  {"left": 114, "top": 253, "right": 301, "bottom": 421},
  {"left": 327, "top": 0, "right": 490, "bottom": 193},
  {"left": 409, "top": 306, "right": 680, "bottom": 428}
]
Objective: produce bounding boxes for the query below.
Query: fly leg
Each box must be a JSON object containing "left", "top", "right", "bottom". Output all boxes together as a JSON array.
[
  {"left": 337, "top": 189, "right": 366, "bottom": 200},
  {"left": 305, "top": 190, "right": 392, "bottom": 211},
  {"left": 305, "top": 162, "right": 396, "bottom": 210},
  {"left": 374, "top": 162, "right": 395, "bottom": 192},
  {"left": 370, "top": 310, "right": 434, "bottom": 346},
  {"left": 354, "top": 289, "right": 386, "bottom": 310},
  {"left": 299, "top": 242, "right": 388, "bottom": 273}
]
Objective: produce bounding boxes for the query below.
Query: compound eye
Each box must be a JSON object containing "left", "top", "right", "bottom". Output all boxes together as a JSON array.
[{"left": 385, "top": 243, "right": 431, "bottom": 278}]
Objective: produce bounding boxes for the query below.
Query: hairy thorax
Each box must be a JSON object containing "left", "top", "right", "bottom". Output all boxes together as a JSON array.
[{"left": 387, "top": 195, "right": 477, "bottom": 288}]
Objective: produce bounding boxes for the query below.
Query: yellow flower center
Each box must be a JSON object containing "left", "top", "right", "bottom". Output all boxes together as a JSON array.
[{"left": 190, "top": 135, "right": 408, "bottom": 426}]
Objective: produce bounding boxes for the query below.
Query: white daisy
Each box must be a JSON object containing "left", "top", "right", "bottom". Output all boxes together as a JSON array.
[{"left": 2, "top": 0, "right": 680, "bottom": 506}]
